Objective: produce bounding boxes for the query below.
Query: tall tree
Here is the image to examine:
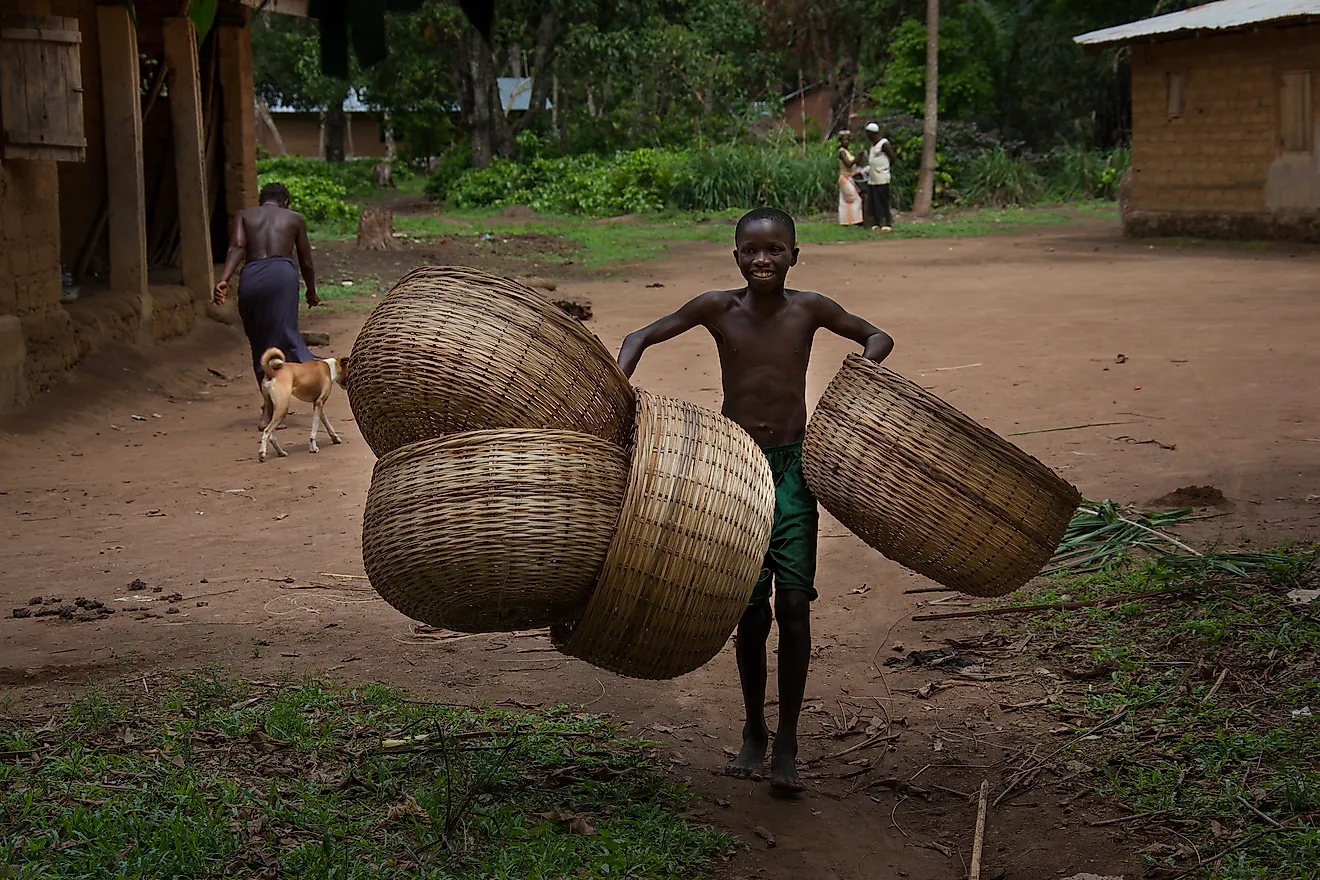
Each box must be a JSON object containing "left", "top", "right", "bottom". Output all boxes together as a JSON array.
[
  {"left": 456, "top": 3, "right": 559, "bottom": 167},
  {"left": 913, "top": 0, "right": 938, "bottom": 217}
]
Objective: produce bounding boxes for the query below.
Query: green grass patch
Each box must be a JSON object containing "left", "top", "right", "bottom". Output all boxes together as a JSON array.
[
  {"left": 387, "top": 204, "right": 1107, "bottom": 271},
  {"left": 997, "top": 549, "right": 1320, "bottom": 879},
  {"left": 0, "top": 670, "right": 733, "bottom": 879}
]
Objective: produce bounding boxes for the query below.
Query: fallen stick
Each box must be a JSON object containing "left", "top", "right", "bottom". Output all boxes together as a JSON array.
[
  {"left": 1087, "top": 808, "right": 1171, "bottom": 827},
  {"left": 808, "top": 731, "right": 900, "bottom": 765},
  {"left": 318, "top": 572, "right": 370, "bottom": 580},
  {"left": 993, "top": 706, "right": 1130, "bottom": 807},
  {"left": 1006, "top": 421, "right": 1135, "bottom": 437},
  {"left": 969, "top": 780, "right": 989, "bottom": 880},
  {"left": 913, "top": 586, "right": 1193, "bottom": 621},
  {"left": 868, "top": 777, "right": 930, "bottom": 799},
  {"left": 184, "top": 587, "right": 241, "bottom": 601},
  {"left": 929, "top": 783, "right": 973, "bottom": 800},
  {"left": 1202, "top": 668, "right": 1229, "bottom": 703},
  {"left": 903, "top": 586, "right": 954, "bottom": 594},
  {"left": 1235, "top": 794, "right": 1284, "bottom": 829}
]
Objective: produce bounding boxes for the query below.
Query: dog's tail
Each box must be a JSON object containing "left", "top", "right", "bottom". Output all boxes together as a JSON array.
[{"left": 260, "top": 348, "right": 287, "bottom": 379}]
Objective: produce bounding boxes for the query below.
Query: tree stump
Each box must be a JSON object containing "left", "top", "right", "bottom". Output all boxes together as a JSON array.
[
  {"left": 372, "top": 161, "right": 395, "bottom": 188},
  {"left": 1117, "top": 167, "right": 1133, "bottom": 222},
  {"left": 357, "top": 205, "right": 398, "bottom": 251}
]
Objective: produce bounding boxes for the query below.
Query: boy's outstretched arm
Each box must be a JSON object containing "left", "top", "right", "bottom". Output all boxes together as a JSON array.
[
  {"left": 814, "top": 295, "right": 894, "bottom": 362},
  {"left": 618, "top": 292, "right": 721, "bottom": 378}
]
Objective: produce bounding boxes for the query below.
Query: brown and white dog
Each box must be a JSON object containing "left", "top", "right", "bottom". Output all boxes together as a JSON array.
[{"left": 258, "top": 347, "right": 349, "bottom": 462}]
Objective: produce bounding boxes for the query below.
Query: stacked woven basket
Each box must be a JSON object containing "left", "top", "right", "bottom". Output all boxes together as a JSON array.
[
  {"left": 351, "top": 267, "right": 1081, "bottom": 681},
  {"left": 351, "top": 267, "right": 775, "bottom": 680}
]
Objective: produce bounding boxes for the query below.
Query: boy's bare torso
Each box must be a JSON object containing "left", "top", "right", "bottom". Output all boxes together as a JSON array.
[
  {"left": 237, "top": 204, "right": 303, "bottom": 261},
  {"left": 699, "top": 287, "right": 825, "bottom": 448}
]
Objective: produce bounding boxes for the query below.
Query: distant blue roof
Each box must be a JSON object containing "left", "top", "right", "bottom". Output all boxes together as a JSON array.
[{"left": 267, "top": 79, "right": 548, "bottom": 114}]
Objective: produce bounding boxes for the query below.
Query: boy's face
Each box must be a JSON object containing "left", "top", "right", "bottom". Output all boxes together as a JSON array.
[{"left": 734, "top": 219, "right": 798, "bottom": 293}]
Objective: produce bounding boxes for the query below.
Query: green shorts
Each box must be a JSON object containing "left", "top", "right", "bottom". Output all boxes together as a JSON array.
[{"left": 749, "top": 442, "right": 819, "bottom": 606}]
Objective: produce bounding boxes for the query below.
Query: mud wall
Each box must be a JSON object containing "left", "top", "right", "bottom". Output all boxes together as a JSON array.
[{"left": 1129, "top": 25, "right": 1320, "bottom": 240}]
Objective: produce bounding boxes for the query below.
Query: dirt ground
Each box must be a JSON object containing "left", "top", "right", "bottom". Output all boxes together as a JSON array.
[{"left": 4, "top": 220, "right": 1319, "bottom": 879}]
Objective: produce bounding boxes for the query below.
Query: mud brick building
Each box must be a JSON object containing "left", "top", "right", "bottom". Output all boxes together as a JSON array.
[
  {"left": 0, "top": 0, "right": 302, "bottom": 410},
  {"left": 1077, "top": 0, "right": 1320, "bottom": 242}
]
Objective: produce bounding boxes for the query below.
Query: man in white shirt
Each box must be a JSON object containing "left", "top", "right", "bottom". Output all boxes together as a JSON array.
[{"left": 862, "top": 122, "right": 897, "bottom": 232}]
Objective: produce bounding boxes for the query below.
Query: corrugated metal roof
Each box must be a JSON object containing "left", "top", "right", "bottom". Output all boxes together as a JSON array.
[
  {"left": 268, "top": 88, "right": 371, "bottom": 114},
  {"left": 1075, "top": 0, "right": 1320, "bottom": 47}
]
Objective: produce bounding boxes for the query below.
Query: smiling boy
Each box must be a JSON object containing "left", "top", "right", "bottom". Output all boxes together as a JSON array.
[{"left": 617, "top": 207, "right": 894, "bottom": 793}]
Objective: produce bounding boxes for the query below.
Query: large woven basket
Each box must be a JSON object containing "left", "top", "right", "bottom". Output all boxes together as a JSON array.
[
  {"left": 347, "top": 267, "right": 635, "bottom": 457},
  {"left": 362, "top": 430, "right": 629, "bottom": 632},
  {"left": 803, "top": 355, "right": 1081, "bottom": 597},
  {"left": 559, "top": 391, "right": 776, "bottom": 679}
]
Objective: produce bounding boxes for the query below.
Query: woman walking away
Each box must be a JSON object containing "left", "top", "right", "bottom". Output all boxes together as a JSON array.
[
  {"left": 837, "top": 131, "right": 863, "bottom": 227},
  {"left": 213, "top": 182, "right": 320, "bottom": 392}
]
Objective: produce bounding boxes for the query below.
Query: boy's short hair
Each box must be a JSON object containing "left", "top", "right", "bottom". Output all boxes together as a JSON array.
[
  {"left": 735, "top": 207, "right": 796, "bottom": 245},
  {"left": 260, "top": 182, "right": 291, "bottom": 206}
]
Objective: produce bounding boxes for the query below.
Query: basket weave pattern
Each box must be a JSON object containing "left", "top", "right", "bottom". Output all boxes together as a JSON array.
[
  {"left": 347, "top": 267, "right": 635, "bottom": 457},
  {"left": 362, "top": 430, "right": 629, "bottom": 632},
  {"left": 803, "top": 355, "right": 1081, "bottom": 597},
  {"left": 561, "top": 391, "right": 776, "bottom": 679}
]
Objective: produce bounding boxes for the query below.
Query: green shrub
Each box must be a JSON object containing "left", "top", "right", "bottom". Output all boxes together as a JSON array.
[
  {"left": 257, "top": 170, "right": 359, "bottom": 226},
  {"left": 669, "top": 144, "right": 834, "bottom": 216},
  {"left": 423, "top": 144, "right": 475, "bottom": 200},
  {"left": 959, "top": 148, "right": 1045, "bottom": 207},
  {"left": 1040, "top": 145, "right": 1130, "bottom": 201},
  {"left": 256, "top": 156, "right": 416, "bottom": 199},
  {"left": 440, "top": 149, "right": 686, "bottom": 216}
]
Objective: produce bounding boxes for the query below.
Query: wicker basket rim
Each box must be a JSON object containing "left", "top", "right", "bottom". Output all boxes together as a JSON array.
[
  {"left": 373, "top": 429, "right": 624, "bottom": 472},
  {"left": 834, "top": 353, "right": 1083, "bottom": 500}
]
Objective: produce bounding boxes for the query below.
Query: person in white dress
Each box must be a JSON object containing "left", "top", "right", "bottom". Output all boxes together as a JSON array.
[{"left": 836, "top": 131, "right": 864, "bottom": 226}]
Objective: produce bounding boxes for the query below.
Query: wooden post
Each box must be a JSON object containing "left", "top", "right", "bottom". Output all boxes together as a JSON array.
[
  {"left": 218, "top": 15, "right": 258, "bottom": 229},
  {"left": 163, "top": 16, "right": 214, "bottom": 303},
  {"left": 96, "top": 5, "right": 148, "bottom": 301}
]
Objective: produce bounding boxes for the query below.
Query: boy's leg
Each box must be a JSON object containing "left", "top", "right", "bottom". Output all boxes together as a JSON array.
[
  {"left": 880, "top": 184, "right": 893, "bottom": 228},
  {"left": 763, "top": 443, "right": 819, "bottom": 794},
  {"left": 726, "top": 594, "right": 773, "bottom": 779},
  {"left": 771, "top": 590, "right": 811, "bottom": 793}
]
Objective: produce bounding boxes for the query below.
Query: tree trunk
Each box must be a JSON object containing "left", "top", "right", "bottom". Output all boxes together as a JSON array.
[
  {"left": 255, "top": 98, "right": 285, "bottom": 155},
  {"left": 356, "top": 205, "right": 397, "bottom": 250},
  {"left": 383, "top": 110, "right": 396, "bottom": 162},
  {"left": 324, "top": 86, "right": 347, "bottom": 163},
  {"left": 914, "top": 0, "right": 939, "bottom": 217},
  {"left": 459, "top": 25, "right": 497, "bottom": 167},
  {"left": 513, "top": 8, "right": 559, "bottom": 135}
]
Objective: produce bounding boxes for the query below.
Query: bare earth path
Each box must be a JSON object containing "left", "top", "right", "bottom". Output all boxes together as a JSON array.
[{"left": 3, "top": 221, "right": 1318, "bottom": 879}]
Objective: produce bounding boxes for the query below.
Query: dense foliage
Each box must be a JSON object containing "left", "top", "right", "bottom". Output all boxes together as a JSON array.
[
  {"left": 253, "top": 1, "right": 1219, "bottom": 160},
  {"left": 421, "top": 133, "right": 1129, "bottom": 216},
  {"left": 249, "top": 0, "right": 1195, "bottom": 216}
]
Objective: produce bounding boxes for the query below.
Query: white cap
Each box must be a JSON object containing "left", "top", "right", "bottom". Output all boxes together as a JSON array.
[{"left": 865, "top": 122, "right": 880, "bottom": 133}]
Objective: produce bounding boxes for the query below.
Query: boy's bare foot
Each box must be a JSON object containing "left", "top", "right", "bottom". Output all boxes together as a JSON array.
[
  {"left": 769, "top": 740, "right": 804, "bottom": 795},
  {"left": 724, "top": 723, "right": 768, "bottom": 780}
]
